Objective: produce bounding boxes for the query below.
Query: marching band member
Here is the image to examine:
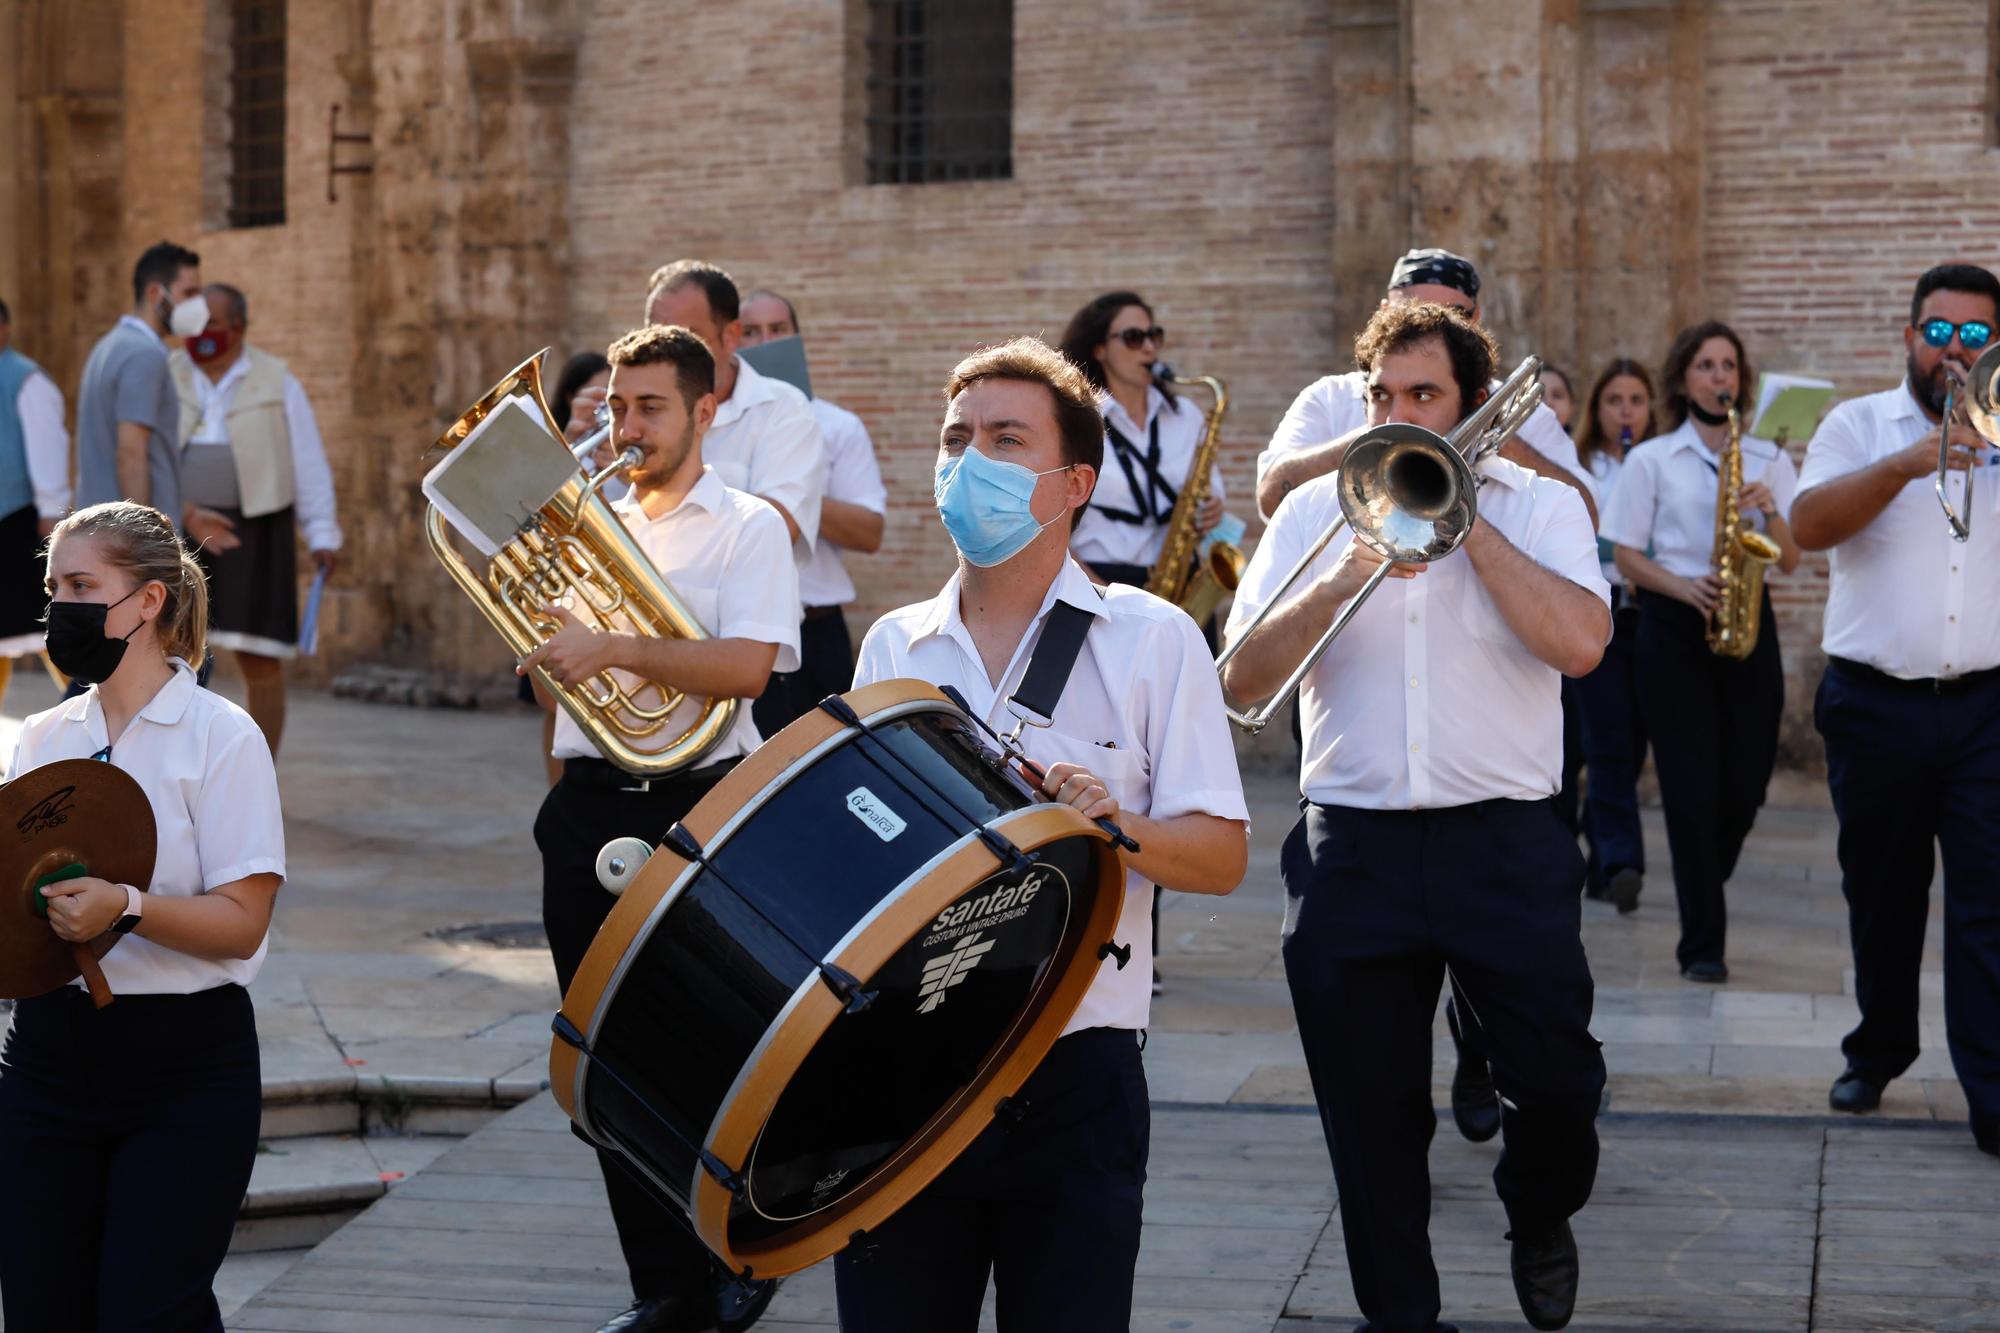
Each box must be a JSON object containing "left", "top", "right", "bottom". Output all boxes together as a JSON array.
[
  {"left": 1790, "top": 263, "right": 2000, "bottom": 1155},
  {"left": 1570, "top": 359, "right": 1658, "bottom": 910},
  {"left": 835, "top": 336, "right": 1248, "bottom": 1333},
  {"left": 1256, "top": 247, "right": 1597, "bottom": 525},
  {"left": 738, "top": 288, "right": 887, "bottom": 733},
  {"left": 1599, "top": 322, "right": 1800, "bottom": 983},
  {"left": 521, "top": 325, "right": 800, "bottom": 1333},
  {"left": 1539, "top": 364, "right": 1576, "bottom": 429},
  {"left": 645, "top": 261, "right": 823, "bottom": 741},
  {"left": 1058, "top": 290, "right": 1223, "bottom": 588},
  {"left": 1223, "top": 301, "right": 1609, "bottom": 1333},
  {"left": 0, "top": 501, "right": 284, "bottom": 1330}
]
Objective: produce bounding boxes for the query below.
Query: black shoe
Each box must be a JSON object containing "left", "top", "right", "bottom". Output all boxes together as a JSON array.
[
  {"left": 716, "top": 1274, "right": 777, "bottom": 1333},
  {"left": 1607, "top": 867, "right": 1642, "bottom": 915},
  {"left": 1450, "top": 1048, "right": 1501, "bottom": 1144},
  {"left": 1680, "top": 959, "right": 1728, "bottom": 983},
  {"left": 1975, "top": 1122, "right": 1998, "bottom": 1158},
  {"left": 1828, "top": 1069, "right": 1883, "bottom": 1114},
  {"left": 594, "top": 1295, "right": 714, "bottom": 1333},
  {"left": 1509, "top": 1220, "right": 1580, "bottom": 1331}
]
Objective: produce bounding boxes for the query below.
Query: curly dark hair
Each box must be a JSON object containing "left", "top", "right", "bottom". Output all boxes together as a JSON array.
[{"left": 1352, "top": 301, "right": 1497, "bottom": 421}]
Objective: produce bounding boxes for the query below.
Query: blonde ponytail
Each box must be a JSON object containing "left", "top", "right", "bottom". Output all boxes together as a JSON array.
[{"left": 49, "top": 502, "right": 211, "bottom": 666}]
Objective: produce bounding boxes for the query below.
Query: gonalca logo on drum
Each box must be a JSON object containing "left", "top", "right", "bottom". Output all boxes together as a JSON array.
[{"left": 917, "top": 931, "right": 996, "bottom": 1013}]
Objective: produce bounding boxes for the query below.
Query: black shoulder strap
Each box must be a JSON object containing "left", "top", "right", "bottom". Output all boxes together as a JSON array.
[{"left": 1008, "top": 600, "right": 1096, "bottom": 726}]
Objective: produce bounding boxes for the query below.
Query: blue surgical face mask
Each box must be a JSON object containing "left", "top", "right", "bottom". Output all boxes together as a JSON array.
[{"left": 933, "top": 448, "right": 1073, "bottom": 568}]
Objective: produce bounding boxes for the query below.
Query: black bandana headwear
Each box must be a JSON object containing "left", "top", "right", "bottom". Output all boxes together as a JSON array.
[{"left": 1387, "top": 247, "right": 1481, "bottom": 301}]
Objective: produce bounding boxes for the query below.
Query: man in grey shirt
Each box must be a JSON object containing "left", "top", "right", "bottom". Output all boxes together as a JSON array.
[{"left": 74, "top": 241, "right": 235, "bottom": 552}]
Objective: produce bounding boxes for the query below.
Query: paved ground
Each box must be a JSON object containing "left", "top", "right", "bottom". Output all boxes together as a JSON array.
[{"left": 0, "top": 670, "right": 1988, "bottom": 1329}]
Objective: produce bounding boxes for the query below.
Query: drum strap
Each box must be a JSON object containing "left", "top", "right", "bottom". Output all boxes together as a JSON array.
[{"left": 1005, "top": 599, "right": 1096, "bottom": 739}]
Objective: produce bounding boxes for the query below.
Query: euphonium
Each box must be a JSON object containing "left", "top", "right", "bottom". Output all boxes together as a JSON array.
[
  {"left": 1704, "top": 393, "right": 1781, "bottom": 660},
  {"left": 424, "top": 351, "right": 738, "bottom": 776},
  {"left": 1144, "top": 370, "right": 1245, "bottom": 625}
]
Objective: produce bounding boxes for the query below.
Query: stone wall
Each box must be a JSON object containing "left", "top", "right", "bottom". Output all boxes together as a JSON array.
[{"left": 5, "top": 0, "right": 1997, "bottom": 764}]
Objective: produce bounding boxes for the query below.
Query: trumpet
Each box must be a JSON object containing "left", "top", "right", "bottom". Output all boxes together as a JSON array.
[
  {"left": 425, "top": 352, "right": 738, "bottom": 776},
  {"left": 1216, "top": 357, "right": 1546, "bottom": 732},
  {"left": 1937, "top": 344, "right": 2000, "bottom": 542}
]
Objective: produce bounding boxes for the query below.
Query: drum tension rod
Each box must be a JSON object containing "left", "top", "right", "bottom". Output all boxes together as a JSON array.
[
  {"left": 817, "top": 693, "right": 1037, "bottom": 873},
  {"left": 1098, "top": 940, "right": 1133, "bottom": 970},
  {"left": 548, "top": 1013, "right": 749, "bottom": 1196},
  {"left": 817, "top": 961, "right": 877, "bottom": 1014}
]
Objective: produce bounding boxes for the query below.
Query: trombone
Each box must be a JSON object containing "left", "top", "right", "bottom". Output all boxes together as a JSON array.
[
  {"left": 1937, "top": 343, "right": 2000, "bottom": 542},
  {"left": 1216, "top": 356, "right": 1547, "bottom": 733}
]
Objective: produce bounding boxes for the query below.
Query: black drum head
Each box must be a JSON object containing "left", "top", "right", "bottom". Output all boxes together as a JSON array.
[{"left": 731, "top": 833, "right": 1097, "bottom": 1243}]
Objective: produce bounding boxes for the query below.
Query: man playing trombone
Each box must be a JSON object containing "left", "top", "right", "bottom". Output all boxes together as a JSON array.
[
  {"left": 1222, "top": 301, "right": 1609, "bottom": 1333},
  {"left": 1790, "top": 263, "right": 2000, "bottom": 1158}
]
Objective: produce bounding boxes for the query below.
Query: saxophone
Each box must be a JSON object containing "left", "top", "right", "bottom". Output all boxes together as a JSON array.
[
  {"left": 1705, "top": 393, "right": 1782, "bottom": 659},
  {"left": 1144, "top": 370, "right": 1245, "bottom": 625}
]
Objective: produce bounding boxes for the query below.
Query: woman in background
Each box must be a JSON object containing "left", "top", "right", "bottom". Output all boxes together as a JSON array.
[{"left": 1572, "top": 358, "right": 1658, "bottom": 912}]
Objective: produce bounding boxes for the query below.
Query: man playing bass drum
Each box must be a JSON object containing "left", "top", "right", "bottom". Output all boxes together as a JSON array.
[
  {"left": 520, "top": 324, "right": 801, "bottom": 1333},
  {"left": 837, "top": 336, "right": 1248, "bottom": 1332}
]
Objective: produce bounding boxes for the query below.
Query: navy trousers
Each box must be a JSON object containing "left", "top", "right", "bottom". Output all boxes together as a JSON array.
[
  {"left": 833, "top": 1028, "right": 1149, "bottom": 1332},
  {"left": 1282, "top": 798, "right": 1605, "bottom": 1333},
  {"left": 1574, "top": 599, "right": 1649, "bottom": 885},
  {"left": 0, "top": 984, "right": 261, "bottom": 1332},
  {"left": 536, "top": 761, "right": 733, "bottom": 1302},
  {"left": 1634, "top": 590, "right": 1782, "bottom": 968},
  {"left": 1816, "top": 658, "right": 2000, "bottom": 1135}
]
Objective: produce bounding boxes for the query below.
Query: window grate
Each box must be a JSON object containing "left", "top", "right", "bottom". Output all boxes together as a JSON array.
[
  {"left": 229, "top": 0, "right": 287, "bottom": 228},
  {"left": 864, "top": 0, "right": 1012, "bottom": 185}
]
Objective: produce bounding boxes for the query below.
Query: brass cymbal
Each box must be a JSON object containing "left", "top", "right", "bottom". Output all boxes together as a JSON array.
[{"left": 0, "top": 759, "right": 157, "bottom": 1000}]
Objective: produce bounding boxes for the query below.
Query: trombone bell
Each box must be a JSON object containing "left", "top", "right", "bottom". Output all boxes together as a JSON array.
[{"left": 1337, "top": 425, "right": 1479, "bottom": 563}]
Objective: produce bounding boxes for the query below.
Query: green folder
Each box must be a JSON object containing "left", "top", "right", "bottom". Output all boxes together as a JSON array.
[{"left": 1751, "top": 382, "right": 1836, "bottom": 446}]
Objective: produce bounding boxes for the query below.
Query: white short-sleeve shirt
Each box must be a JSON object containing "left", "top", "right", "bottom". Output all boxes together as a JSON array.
[
  {"left": 1225, "top": 457, "right": 1608, "bottom": 810},
  {"left": 1597, "top": 419, "right": 1797, "bottom": 580},
  {"left": 855, "top": 557, "right": 1250, "bottom": 1033},
  {"left": 703, "top": 356, "right": 825, "bottom": 576},
  {"left": 1257, "top": 369, "right": 1591, "bottom": 505},
  {"left": 551, "top": 468, "right": 802, "bottom": 764},
  {"left": 1071, "top": 385, "right": 1225, "bottom": 568},
  {"left": 1585, "top": 447, "right": 1629, "bottom": 585},
  {"left": 5, "top": 659, "right": 286, "bottom": 994},
  {"left": 797, "top": 398, "right": 887, "bottom": 609},
  {"left": 1796, "top": 380, "right": 2000, "bottom": 678}
]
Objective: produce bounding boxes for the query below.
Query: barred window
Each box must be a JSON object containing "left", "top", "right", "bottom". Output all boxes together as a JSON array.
[
  {"left": 864, "top": 0, "right": 1013, "bottom": 185},
  {"left": 228, "top": 0, "right": 286, "bottom": 228}
]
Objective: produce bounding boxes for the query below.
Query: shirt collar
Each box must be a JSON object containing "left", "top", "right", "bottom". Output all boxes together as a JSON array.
[
  {"left": 614, "top": 466, "right": 727, "bottom": 525},
  {"left": 1099, "top": 385, "right": 1166, "bottom": 435},
  {"left": 713, "top": 355, "right": 775, "bottom": 429},
  {"left": 1891, "top": 378, "right": 1930, "bottom": 423},
  {"left": 199, "top": 354, "right": 251, "bottom": 394},
  {"left": 1475, "top": 452, "right": 1534, "bottom": 491},
  {"left": 912, "top": 555, "right": 1110, "bottom": 647},
  {"left": 68, "top": 658, "right": 201, "bottom": 742},
  {"left": 117, "top": 314, "right": 167, "bottom": 349}
]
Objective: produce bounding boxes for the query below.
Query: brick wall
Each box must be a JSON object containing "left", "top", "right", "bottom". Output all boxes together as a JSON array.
[{"left": 10, "top": 0, "right": 1997, "bottom": 763}]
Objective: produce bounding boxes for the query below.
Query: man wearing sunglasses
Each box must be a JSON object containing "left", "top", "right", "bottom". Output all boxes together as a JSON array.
[
  {"left": 1255, "top": 247, "right": 1597, "bottom": 527},
  {"left": 1791, "top": 262, "right": 2000, "bottom": 1161}
]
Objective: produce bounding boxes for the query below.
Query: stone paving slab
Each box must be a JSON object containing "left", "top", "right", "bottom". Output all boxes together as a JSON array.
[{"left": 233, "top": 1092, "right": 2000, "bottom": 1332}]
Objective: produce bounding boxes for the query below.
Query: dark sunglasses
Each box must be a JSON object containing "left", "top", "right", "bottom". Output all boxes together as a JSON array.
[
  {"left": 1111, "top": 327, "right": 1166, "bottom": 350},
  {"left": 1922, "top": 318, "right": 1993, "bottom": 351}
]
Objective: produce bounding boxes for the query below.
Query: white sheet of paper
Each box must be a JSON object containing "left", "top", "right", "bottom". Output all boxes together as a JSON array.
[{"left": 421, "top": 396, "right": 579, "bottom": 558}]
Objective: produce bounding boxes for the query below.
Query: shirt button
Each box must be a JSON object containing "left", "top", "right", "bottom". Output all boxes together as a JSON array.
[
  {"left": 1410, "top": 743, "right": 1421, "bottom": 753},
  {"left": 1953, "top": 566, "right": 1961, "bottom": 574},
  {"left": 1410, "top": 613, "right": 1419, "bottom": 623},
  {"left": 1410, "top": 677, "right": 1419, "bottom": 688}
]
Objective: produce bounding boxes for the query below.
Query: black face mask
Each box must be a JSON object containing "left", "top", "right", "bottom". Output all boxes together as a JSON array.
[{"left": 45, "top": 588, "right": 145, "bottom": 685}]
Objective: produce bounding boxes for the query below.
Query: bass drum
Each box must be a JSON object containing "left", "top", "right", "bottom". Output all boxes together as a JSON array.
[{"left": 550, "top": 680, "right": 1125, "bottom": 1278}]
